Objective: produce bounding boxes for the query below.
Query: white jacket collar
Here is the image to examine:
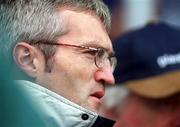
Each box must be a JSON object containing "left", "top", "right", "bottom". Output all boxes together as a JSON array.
[{"left": 15, "top": 80, "right": 98, "bottom": 127}]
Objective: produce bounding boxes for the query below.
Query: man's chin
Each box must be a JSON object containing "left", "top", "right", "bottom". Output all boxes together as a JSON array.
[{"left": 85, "top": 96, "right": 102, "bottom": 113}]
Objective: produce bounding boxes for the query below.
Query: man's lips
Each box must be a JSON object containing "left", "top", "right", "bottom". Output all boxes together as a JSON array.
[{"left": 90, "top": 90, "right": 105, "bottom": 100}]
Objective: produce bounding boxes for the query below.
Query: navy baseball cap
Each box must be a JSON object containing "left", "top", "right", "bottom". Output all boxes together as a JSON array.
[{"left": 113, "top": 22, "right": 180, "bottom": 98}]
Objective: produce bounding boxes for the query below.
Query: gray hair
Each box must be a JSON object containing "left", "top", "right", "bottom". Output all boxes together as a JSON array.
[{"left": 0, "top": 0, "right": 111, "bottom": 66}]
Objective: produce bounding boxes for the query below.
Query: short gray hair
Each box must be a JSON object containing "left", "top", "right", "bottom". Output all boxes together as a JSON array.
[{"left": 0, "top": 0, "right": 111, "bottom": 63}]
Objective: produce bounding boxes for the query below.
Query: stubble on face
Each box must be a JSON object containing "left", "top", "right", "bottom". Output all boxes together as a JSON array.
[{"left": 36, "top": 9, "right": 112, "bottom": 113}]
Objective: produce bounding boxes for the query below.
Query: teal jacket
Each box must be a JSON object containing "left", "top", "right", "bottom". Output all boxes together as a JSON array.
[{"left": 13, "top": 80, "right": 115, "bottom": 127}]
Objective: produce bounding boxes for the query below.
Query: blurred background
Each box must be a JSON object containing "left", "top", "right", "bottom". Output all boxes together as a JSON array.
[
  {"left": 101, "top": 1, "right": 180, "bottom": 126},
  {"left": 103, "top": 0, "right": 180, "bottom": 41}
]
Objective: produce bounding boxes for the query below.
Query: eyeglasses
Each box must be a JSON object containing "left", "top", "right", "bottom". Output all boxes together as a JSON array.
[{"left": 33, "top": 42, "right": 117, "bottom": 72}]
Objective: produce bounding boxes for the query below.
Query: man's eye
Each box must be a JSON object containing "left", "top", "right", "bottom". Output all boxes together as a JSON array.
[{"left": 83, "top": 49, "right": 98, "bottom": 56}]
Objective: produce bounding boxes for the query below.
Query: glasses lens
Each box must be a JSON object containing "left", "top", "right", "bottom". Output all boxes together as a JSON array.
[
  {"left": 95, "top": 48, "right": 117, "bottom": 72},
  {"left": 109, "top": 57, "right": 117, "bottom": 72},
  {"left": 95, "top": 49, "right": 105, "bottom": 68}
]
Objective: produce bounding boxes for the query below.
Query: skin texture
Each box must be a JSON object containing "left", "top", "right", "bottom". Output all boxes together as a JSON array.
[
  {"left": 113, "top": 93, "right": 180, "bottom": 127},
  {"left": 14, "top": 9, "right": 115, "bottom": 113}
]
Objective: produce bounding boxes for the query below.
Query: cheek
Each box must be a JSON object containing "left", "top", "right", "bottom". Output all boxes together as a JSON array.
[
  {"left": 52, "top": 52, "right": 96, "bottom": 95},
  {"left": 80, "top": 65, "right": 94, "bottom": 79},
  {"left": 54, "top": 55, "right": 95, "bottom": 91},
  {"left": 55, "top": 51, "right": 94, "bottom": 79},
  {"left": 70, "top": 56, "right": 96, "bottom": 83},
  {"left": 121, "top": 105, "right": 143, "bottom": 126},
  {"left": 119, "top": 102, "right": 154, "bottom": 127}
]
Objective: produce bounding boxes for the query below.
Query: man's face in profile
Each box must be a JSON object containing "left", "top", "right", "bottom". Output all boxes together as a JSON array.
[{"left": 14, "top": 9, "right": 115, "bottom": 113}]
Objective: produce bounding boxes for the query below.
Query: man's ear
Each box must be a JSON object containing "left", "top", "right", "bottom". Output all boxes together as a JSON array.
[{"left": 13, "top": 42, "right": 44, "bottom": 78}]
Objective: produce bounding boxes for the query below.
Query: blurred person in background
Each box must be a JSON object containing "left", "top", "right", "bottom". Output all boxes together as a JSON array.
[
  {"left": 0, "top": 0, "right": 117, "bottom": 126},
  {"left": 101, "top": 22, "right": 180, "bottom": 127}
]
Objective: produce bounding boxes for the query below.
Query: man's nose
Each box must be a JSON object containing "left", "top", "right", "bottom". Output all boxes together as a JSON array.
[{"left": 94, "top": 65, "right": 115, "bottom": 85}]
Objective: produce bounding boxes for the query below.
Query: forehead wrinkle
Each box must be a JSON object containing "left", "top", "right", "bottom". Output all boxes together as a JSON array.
[{"left": 56, "top": 10, "right": 113, "bottom": 53}]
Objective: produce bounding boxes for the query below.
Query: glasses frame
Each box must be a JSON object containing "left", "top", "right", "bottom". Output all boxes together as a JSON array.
[{"left": 32, "top": 41, "right": 117, "bottom": 72}]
